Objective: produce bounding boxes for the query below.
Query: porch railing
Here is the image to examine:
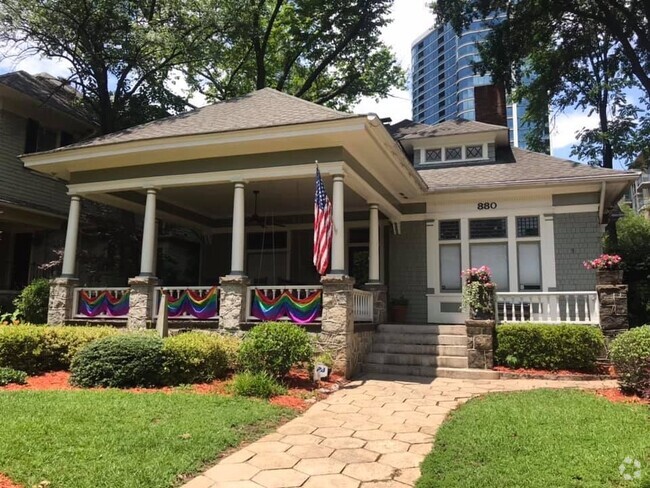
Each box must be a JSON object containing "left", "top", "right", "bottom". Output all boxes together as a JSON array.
[
  {"left": 352, "top": 289, "right": 374, "bottom": 322},
  {"left": 246, "top": 286, "right": 322, "bottom": 324},
  {"left": 72, "top": 287, "right": 130, "bottom": 319},
  {"left": 153, "top": 286, "right": 219, "bottom": 321},
  {"left": 496, "top": 292, "right": 599, "bottom": 324}
]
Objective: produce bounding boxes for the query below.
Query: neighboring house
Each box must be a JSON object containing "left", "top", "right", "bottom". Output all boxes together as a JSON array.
[
  {"left": 411, "top": 17, "right": 545, "bottom": 149},
  {"left": 0, "top": 71, "right": 95, "bottom": 300},
  {"left": 20, "top": 88, "right": 638, "bottom": 376}
]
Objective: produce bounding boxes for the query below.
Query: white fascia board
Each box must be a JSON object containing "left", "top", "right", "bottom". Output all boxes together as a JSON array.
[{"left": 411, "top": 133, "right": 498, "bottom": 149}]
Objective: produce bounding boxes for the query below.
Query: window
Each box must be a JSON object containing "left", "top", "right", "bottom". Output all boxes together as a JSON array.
[
  {"left": 469, "top": 218, "right": 507, "bottom": 239},
  {"left": 425, "top": 148, "right": 442, "bottom": 162},
  {"left": 466, "top": 145, "right": 483, "bottom": 159},
  {"left": 24, "top": 119, "right": 59, "bottom": 154},
  {"left": 516, "top": 216, "right": 540, "bottom": 237},
  {"left": 518, "top": 242, "right": 541, "bottom": 290},
  {"left": 440, "top": 245, "right": 461, "bottom": 292},
  {"left": 439, "top": 220, "right": 460, "bottom": 240},
  {"left": 445, "top": 147, "right": 462, "bottom": 160},
  {"left": 471, "top": 243, "right": 509, "bottom": 290}
]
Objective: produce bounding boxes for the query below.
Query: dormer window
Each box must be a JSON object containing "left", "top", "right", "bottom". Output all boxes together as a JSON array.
[
  {"left": 418, "top": 143, "right": 487, "bottom": 166},
  {"left": 425, "top": 148, "right": 442, "bottom": 162}
]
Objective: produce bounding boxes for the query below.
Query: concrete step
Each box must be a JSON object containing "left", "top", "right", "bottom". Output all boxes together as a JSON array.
[
  {"left": 371, "top": 343, "right": 468, "bottom": 357},
  {"left": 365, "top": 352, "right": 468, "bottom": 369},
  {"left": 361, "top": 363, "right": 500, "bottom": 380},
  {"left": 378, "top": 324, "right": 466, "bottom": 335},
  {"left": 373, "top": 333, "right": 467, "bottom": 346}
]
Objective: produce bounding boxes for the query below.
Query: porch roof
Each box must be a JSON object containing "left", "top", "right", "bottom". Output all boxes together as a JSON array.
[{"left": 33, "top": 88, "right": 360, "bottom": 154}]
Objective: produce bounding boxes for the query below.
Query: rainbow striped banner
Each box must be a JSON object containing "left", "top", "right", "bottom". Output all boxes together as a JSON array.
[
  {"left": 251, "top": 289, "right": 322, "bottom": 324},
  {"left": 78, "top": 290, "right": 130, "bottom": 317},
  {"left": 165, "top": 287, "right": 218, "bottom": 320}
]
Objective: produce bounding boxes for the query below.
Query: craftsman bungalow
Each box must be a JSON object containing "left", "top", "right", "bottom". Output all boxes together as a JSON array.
[{"left": 21, "top": 88, "right": 638, "bottom": 376}]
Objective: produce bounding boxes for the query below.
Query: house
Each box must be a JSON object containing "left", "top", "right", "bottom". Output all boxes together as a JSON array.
[
  {"left": 0, "top": 71, "right": 95, "bottom": 306},
  {"left": 20, "top": 88, "right": 639, "bottom": 376}
]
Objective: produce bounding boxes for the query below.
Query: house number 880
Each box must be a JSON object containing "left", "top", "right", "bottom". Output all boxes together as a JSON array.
[{"left": 477, "top": 202, "right": 498, "bottom": 210}]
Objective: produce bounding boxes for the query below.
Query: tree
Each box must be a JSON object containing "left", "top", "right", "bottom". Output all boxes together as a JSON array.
[
  {"left": 433, "top": 0, "right": 649, "bottom": 168},
  {"left": 187, "top": 0, "right": 404, "bottom": 110},
  {"left": 0, "top": 0, "right": 218, "bottom": 134}
]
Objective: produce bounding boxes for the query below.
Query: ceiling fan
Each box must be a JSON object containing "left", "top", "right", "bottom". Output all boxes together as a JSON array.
[{"left": 247, "top": 190, "right": 285, "bottom": 228}]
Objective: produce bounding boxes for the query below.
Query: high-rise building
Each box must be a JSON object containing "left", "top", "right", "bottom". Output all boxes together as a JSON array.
[{"left": 411, "top": 17, "right": 538, "bottom": 149}]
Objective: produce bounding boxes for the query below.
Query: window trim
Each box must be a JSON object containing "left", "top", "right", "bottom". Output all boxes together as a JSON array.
[{"left": 419, "top": 142, "right": 488, "bottom": 164}]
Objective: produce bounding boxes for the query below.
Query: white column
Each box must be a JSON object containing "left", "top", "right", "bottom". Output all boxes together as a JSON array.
[
  {"left": 230, "top": 181, "right": 246, "bottom": 275},
  {"left": 331, "top": 175, "right": 345, "bottom": 274},
  {"left": 368, "top": 203, "right": 380, "bottom": 283},
  {"left": 139, "top": 188, "right": 158, "bottom": 277},
  {"left": 61, "top": 195, "right": 81, "bottom": 278}
]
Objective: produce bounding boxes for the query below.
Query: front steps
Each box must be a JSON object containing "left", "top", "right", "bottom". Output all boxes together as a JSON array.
[{"left": 361, "top": 323, "right": 500, "bottom": 380}]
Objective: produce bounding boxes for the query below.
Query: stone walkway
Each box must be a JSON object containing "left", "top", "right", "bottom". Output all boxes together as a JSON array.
[{"left": 183, "top": 375, "right": 616, "bottom": 488}]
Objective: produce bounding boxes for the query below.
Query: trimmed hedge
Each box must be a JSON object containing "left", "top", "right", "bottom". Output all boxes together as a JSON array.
[
  {"left": 0, "top": 367, "right": 27, "bottom": 386},
  {"left": 238, "top": 322, "right": 313, "bottom": 378},
  {"left": 13, "top": 278, "right": 50, "bottom": 324},
  {"left": 163, "top": 332, "right": 229, "bottom": 385},
  {"left": 70, "top": 334, "right": 165, "bottom": 388},
  {"left": 495, "top": 323, "right": 605, "bottom": 372},
  {"left": 0, "top": 325, "right": 118, "bottom": 374},
  {"left": 610, "top": 325, "right": 650, "bottom": 397}
]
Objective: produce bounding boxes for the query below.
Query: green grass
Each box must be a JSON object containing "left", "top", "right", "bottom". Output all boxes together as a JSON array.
[
  {"left": 417, "top": 389, "right": 650, "bottom": 488},
  {"left": 0, "top": 390, "right": 293, "bottom": 488}
]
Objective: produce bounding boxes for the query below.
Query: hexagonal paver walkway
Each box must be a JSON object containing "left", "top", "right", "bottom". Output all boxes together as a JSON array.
[{"left": 182, "top": 375, "right": 615, "bottom": 488}]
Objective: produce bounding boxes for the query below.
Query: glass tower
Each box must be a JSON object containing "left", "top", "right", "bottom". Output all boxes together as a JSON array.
[{"left": 411, "top": 17, "right": 536, "bottom": 149}]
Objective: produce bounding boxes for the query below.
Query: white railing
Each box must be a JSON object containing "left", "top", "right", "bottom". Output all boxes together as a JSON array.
[
  {"left": 496, "top": 292, "right": 599, "bottom": 324},
  {"left": 73, "top": 287, "right": 130, "bottom": 319},
  {"left": 153, "top": 286, "right": 219, "bottom": 320},
  {"left": 352, "top": 289, "right": 374, "bottom": 322},
  {"left": 246, "top": 286, "right": 322, "bottom": 323}
]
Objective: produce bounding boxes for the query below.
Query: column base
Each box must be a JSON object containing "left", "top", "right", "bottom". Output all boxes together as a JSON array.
[
  {"left": 319, "top": 275, "right": 357, "bottom": 377},
  {"left": 465, "top": 319, "right": 495, "bottom": 370},
  {"left": 219, "top": 275, "right": 249, "bottom": 332},
  {"left": 364, "top": 283, "right": 387, "bottom": 324},
  {"left": 127, "top": 276, "right": 159, "bottom": 330},
  {"left": 48, "top": 277, "right": 79, "bottom": 325}
]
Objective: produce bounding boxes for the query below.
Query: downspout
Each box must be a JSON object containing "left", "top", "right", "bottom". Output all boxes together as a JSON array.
[{"left": 599, "top": 181, "right": 607, "bottom": 223}]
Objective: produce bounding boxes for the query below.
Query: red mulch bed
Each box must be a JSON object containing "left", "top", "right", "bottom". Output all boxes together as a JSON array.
[
  {"left": 0, "top": 369, "right": 345, "bottom": 412},
  {"left": 0, "top": 474, "right": 21, "bottom": 488},
  {"left": 595, "top": 388, "right": 650, "bottom": 405}
]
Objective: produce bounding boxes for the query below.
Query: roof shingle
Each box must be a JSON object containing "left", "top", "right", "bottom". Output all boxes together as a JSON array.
[
  {"left": 418, "top": 147, "right": 635, "bottom": 190},
  {"left": 55, "top": 88, "right": 358, "bottom": 152},
  {"left": 389, "top": 118, "right": 507, "bottom": 140}
]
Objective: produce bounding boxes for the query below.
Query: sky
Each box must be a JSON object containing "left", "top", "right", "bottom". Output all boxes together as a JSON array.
[{"left": 0, "top": 0, "right": 598, "bottom": 163}]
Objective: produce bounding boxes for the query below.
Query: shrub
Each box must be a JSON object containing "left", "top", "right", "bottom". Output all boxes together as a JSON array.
[
  {"left": 230, "top": 371, "right": 287, "bottom": 398},
  {"left": 13, "top": 278, "right": 50, "bottom": 324},
  {"left": 0, "top": 325, "right": 117, "bottom": 374},
  {"left": 610, "top": 325, "right": 650, "bottom": 397},
  {"left": 71, "top": 335, "right": 165, "bottom": 388},
  {"left": 0, "top": 367, "right": 27, "bottom": 386},
  {"left": 495, "top": 323, "right": 605, "bottom": 372},
  {"left": 238, "top": 322, "right": 313, "bottom": 378},
  {"left": 163, "top": 333, "right": 229, "bottom": 385},
  {"left": 218, "top": 334, "right": 242, "bottom": 371}
]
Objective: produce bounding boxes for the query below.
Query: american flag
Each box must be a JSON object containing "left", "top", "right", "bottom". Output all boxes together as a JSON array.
[{"left": 313, "top": 168, "right": 332, "bottom": 275}]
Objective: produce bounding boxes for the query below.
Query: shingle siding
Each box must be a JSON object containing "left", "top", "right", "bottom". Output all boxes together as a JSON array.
[
  {"left": 388, "top": 221, "right": 427, "bottom": 323},
  {"left": 0, "top": 109, "right": 70, "bottom": 216},
  {"left": 554, "top": 212, "right": 601, "bottom": 291}
]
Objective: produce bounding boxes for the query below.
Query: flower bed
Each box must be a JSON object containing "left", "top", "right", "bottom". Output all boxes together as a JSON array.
[
  {"left": 0, "top": 474, "right": 20, "bottom": 488},
  {"left": 494, "top": 366, "right": 613, "bottom": 381}
]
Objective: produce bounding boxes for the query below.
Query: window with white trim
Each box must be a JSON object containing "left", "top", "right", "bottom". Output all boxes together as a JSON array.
[{"left": 419, "top": 143, "right": 486, "bottom": 165}]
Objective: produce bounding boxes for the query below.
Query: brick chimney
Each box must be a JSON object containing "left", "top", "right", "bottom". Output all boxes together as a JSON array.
[{"left": 474, "top": 83, "right": 507, "bottom": 127}]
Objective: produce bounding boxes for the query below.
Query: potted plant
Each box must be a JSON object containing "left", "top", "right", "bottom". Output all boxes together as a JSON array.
[
  {"left": 583, "top": 254, "right": 623, "bottom": 285},
  {"left": 461, "top": 266, "right": 496, "bottom": 320},
  {"left": 389, "top": 295, "right": 409, "bottom": 323}
]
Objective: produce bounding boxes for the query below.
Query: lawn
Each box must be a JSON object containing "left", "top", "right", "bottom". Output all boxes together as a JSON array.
[
  {"left": 0, "top": 390, "right": 293, "bottom": 488},
  {"left": 417, "top": 389, "right": 650, "bottom": 488}
]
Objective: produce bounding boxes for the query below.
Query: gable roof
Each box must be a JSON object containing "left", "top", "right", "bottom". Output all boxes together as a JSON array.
[
  {"left": 418, "top": 146, "right": 636, "bottom": 191},
  {"left": 0, "top": 71, "right": 93, "bottom": 124},
  {"left": 389, "top": 118, "right": 507, "bottom": 141},
  {"left": 51, "top": 88, "right": 359, "bottom": 153}
]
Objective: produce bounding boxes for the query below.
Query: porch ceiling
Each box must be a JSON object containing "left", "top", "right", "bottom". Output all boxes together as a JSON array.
[{"left": 103, "top": 175, "right": 370, "bottom": 227}]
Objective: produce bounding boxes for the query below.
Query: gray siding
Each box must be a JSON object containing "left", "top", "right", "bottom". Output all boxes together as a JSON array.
[
  {"left": 554, "top": 212, "right": 601, "bottom": 291},
  {"left": 0, "top": 110, "right": 70, "bottom": 216},
  {"left": 388, "top": 221, "right": 427, "bottom": 323}
]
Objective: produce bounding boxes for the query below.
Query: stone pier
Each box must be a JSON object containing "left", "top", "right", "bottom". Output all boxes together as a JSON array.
[
  {"left": 219, "top": 275, "right": 250, "bottom": 333},
  {"left": 127, "top": 276, "right": 159, "bottom": 330},
  {"left": 597, "top": 284, "right": 629, "bottom": 338},
  {"left": 47, "top": 277, "right": 79, "bottom": 325},
  {"left": 465, "top": 319, "right": 495, "bottom": 369}
]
